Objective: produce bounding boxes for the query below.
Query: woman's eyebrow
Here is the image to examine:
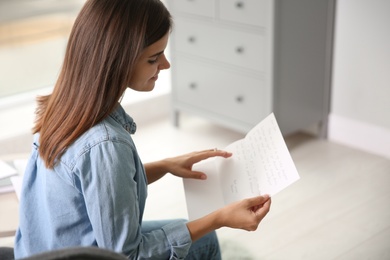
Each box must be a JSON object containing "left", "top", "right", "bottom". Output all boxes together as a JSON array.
[{"left": 148, "top": 50, "right": 164, "bottom": 58}]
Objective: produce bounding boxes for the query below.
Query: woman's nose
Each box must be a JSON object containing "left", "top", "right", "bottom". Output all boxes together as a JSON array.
[{"left": 159, "top": 54, "right": 170, "bottom": 70}]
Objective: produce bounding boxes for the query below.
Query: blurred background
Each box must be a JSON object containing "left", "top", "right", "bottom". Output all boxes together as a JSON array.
[
  {"left": 0, "top": 0, "right": 83, "bottom": 96},
  {"left": 0, "top": 0, "right": 388, "bottom": 158}
]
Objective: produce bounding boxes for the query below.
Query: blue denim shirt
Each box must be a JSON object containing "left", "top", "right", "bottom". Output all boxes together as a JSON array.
[{"left": 14, "top": 105, "right": 192, "bottom": 259}]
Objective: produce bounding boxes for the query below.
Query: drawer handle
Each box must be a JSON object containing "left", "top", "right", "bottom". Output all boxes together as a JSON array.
[
  {"left": 235, "top": 46, "right": 245, "bottom": 54},
  {"left": 235, "top": 1, "right": 245, "bottom": 9},
  {"left": 189, "top": 82, "right": 197, "bottom": 89},
  {"left": 236, "top": 96, "right": 244, "bottom": 103},
  {"left": 188, "top": 36, "right": 196, "bottom": 43}
]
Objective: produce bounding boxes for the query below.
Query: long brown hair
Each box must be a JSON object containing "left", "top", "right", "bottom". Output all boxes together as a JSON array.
[{"left": 34, "top": 0, "right": 172, "bottom": 168}]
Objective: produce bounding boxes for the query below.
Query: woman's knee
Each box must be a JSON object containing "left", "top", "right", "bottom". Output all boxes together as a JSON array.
[{"left": 186, "top": 231, "right": 221, "bottom": 260}]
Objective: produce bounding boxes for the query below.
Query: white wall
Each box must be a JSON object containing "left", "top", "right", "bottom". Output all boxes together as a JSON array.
[{"left": 329, "top": 0, "right": 390, "bottom": 159}]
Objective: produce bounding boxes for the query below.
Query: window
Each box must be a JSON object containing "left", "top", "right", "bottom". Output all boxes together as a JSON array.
[
  {"left": 0, "top": 0, "right": 85, "bottom": 98},
  {"left": 0, "top": 0, "right": 171, "bottom": 143}
]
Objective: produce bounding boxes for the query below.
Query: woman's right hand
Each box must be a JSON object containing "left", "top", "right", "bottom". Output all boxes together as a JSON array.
[
  {"left": 186, "top": 195, "right": 271, "bottom": 241},
  {"left": 216, "top": 195, "right": 271, "bottom": 231}
]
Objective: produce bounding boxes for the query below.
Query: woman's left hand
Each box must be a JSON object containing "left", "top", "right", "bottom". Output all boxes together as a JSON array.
[{"left": 163, "top": 149, "right": 232, "bottom": 180}]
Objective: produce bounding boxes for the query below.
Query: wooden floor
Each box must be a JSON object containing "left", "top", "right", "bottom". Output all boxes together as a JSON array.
[{"left": 1, "top": 113, "right": 389, "bottom": 259}]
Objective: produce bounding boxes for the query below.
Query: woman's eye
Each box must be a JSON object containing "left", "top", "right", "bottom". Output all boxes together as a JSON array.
[{"left": 148, "top": 58, "right": 158, "bottom": 64}]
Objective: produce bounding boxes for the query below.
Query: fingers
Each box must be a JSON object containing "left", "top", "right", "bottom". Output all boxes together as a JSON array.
[
  {"left": 174, "top": 168, "right": 208, "bottom": 180},
  {"left": 191, "top": 171, "right": 208, "bottom": 180},
  {"left": 185, "top": 169, "right": 208, "bottom": 180},
  {"left": 191, "top": 149, "right": 233, "bottom": 163},
  {"left": 185, "top": 149, "right": 232, "bottom": 178},
  {"left": 254, "top": 197, "right": 271, "bottom": 217},
  {"left": 246, "top": 194, "right": 270, "bottom": 207},
  {"left": 200, "top": 148, "right": 232, "bottom": 157},
  {"left": 245, "top": 195, "right": 271, "bottom": 218}
]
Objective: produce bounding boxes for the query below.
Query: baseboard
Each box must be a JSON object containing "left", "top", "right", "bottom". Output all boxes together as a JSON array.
[{"left": 328, "top": 114, "right": 390, "bottom": 159}]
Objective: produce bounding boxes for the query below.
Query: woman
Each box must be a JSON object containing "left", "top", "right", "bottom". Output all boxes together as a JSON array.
[{"left": 14, "top": 0, "right": 271, "bottom": 259}]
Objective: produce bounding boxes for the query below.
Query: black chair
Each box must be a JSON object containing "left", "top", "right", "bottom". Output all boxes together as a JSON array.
[
  {"left": 0, "top": 246, "right": 129, "bottom": 260},
  {"left": 0, "top": 247, "right": 14, "bottom": 260}
]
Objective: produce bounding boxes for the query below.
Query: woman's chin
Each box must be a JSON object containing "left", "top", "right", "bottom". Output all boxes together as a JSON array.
[{"left": 128, "top": 83, "right": 155, "bottom": 92}]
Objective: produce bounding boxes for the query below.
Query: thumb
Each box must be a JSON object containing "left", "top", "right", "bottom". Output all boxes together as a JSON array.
[
  {"left": 246, "top": 194, "right": 270, "bottom": 208},
  {"left": 183, "top": 169, "right": 208, "bottom": 180}
]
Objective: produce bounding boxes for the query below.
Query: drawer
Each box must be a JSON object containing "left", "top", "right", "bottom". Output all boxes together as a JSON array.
[
  {"left": 173, "top": 59, "right": 270, "bottom": 125},
  {"left": 174, "top": 19, "right": 266, "bottom": 72},
  {"left": 169, "top": 0, "right": 215, "bottom": 18},
  {"left": 219, "top": 0, "right": 270, "bottom": 27}
]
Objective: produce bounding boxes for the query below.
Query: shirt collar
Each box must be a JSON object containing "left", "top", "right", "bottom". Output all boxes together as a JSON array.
[{"left": 109, "top": 104, "right": 137, "bottom": 134}]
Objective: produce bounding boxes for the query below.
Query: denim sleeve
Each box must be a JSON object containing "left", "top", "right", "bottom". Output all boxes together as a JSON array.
[{"left": 74, "top": 140, "right": 192, "bottom": 259}]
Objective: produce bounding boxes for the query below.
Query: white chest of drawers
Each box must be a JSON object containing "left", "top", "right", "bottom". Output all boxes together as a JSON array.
[{"left": 167, "top": 0, "right": 335, "bottom": 136}]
